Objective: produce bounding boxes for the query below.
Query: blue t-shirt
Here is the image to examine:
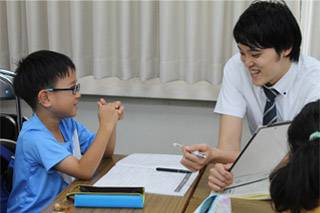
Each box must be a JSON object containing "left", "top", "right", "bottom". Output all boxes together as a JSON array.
[{"left": 7, "top": 115, "right": 95, "bottom": 212}]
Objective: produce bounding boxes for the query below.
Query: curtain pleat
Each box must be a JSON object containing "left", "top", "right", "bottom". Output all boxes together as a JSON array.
[
  {"left": 92, "top": 1, "right": 112, "bottom": 78},
  {"left": 6, "top": 1, "right": 28, "bottom": 67},
  {"left": 138, "top": 1, "right": 158, "bottom": 81},
  {"left": 309, "top": 1, "right": 320, "bottom": 59},
  {"left": 0, "top": 1, "right": 9, "bottom": 68},
  {"left": 69, "top": 1, "right": 93, "bottom": 77},
  {"left": 47, "top": 1, "right": 72, "bottom": 55},
  {"left": 26, "top": 1, "right": 49, "bottom": 52}
]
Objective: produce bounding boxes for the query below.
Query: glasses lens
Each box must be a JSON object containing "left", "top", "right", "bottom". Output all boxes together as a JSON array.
[{"left": 73, "top": 83, "right": 80, "bottom": 94}]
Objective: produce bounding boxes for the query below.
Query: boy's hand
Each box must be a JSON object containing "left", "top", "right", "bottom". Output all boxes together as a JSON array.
[
  {"left": 97, "top": 98, "right": 119, "bottom": 128},
  {"left": 111, "top": 101, "right": 124, "bottom": 120},
  {"left": 208, "top": 163, "right": 233, "bottom": 192},
  {"left": 98, "top": 99, "right": 124, "bottom": 120}
]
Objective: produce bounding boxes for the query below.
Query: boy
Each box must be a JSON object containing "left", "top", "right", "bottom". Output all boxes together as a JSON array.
[
  {"left": 181, "top": 0, "right": 320, "bottom": 191},
  {"left": 7, "top": 50, "right": 124, "bottom": 212}
]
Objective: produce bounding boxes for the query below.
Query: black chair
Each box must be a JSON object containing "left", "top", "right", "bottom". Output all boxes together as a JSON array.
[
  {"left": 7, "top": 114, "right": 28, "bottom": 125},
  {"left": 0, "top": 69, "right": 22, "bottom": 213},
  {"left": 0, "top": 72, "right": 15, "bottom": 100},
  {"left": 0, "top": 69, "right": 23, "bottom": 131},
  {"left": 0, "top": 114, "right": 18, "bottom": 141},
  {"left": 0, "top": 138, "right": 16, "bottom": 212}
]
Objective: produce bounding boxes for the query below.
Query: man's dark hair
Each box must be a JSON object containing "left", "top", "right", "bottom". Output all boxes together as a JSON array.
[
  {"left": 13, "top": 50, "right": 75, "bottom": 110},
  {"left": 233, "top": 0, "right": 302, "bottom": 62},
  {"left": 270, "top": 100, "right": 320, "bottom": 213}
]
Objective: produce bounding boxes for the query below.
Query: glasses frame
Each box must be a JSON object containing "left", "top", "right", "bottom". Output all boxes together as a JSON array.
[{"left": 46, "top": 83, "right": 80, "bottom": 95}]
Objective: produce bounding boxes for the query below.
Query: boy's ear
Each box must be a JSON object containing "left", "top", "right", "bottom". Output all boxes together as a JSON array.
[{"left": 37, "top": 90, "right": 52, "bottom": 108}]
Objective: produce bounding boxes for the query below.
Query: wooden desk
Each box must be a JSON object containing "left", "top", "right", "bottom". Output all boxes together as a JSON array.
[
  {"left": 43, "top": 155, "right": 204, "bottom": 213},
  {"left": 44, "top": 155, "right": 275, "bottom": 213},
  {"left": 185, "top": 166, "right": 275, "bottom": 213}
]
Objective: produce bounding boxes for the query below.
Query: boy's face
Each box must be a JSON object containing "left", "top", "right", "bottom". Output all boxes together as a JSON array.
[
  {"left": 48, "top": 69, "right": 80, "bottom": 118},
  {"left": 238, "top": 43, "right": 292, "bottom": 86}
]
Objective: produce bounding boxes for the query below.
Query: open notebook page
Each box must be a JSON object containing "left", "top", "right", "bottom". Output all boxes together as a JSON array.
[{"left": 94, "top": 153, "right": 199, "bottom": 196}]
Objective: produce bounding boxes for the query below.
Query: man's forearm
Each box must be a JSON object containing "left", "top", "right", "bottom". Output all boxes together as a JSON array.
[
  {"left": 210, "top": 148, "right": 239, "bottom": 163},
  {"left": 210, "top": 147, "right": 239, "bottom": 164}
]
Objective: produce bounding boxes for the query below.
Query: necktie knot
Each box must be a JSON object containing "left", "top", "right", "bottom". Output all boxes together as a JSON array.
[{"left": 263, "top": 86, "right": 279, "bottom": 102}]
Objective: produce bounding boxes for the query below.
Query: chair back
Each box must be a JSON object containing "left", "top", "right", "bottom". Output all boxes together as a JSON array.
[
  {"left": 0, "top": 138, "right": 16, "bottom": 213},
  {"left": 0, "top": 69, "right": 22, "bottom": 131},
  {"left": 0, "top": 72, "right": 15, "bottom": 99},
  {"left": 0, "top": 114, "right": 18, "bottom": 141}
]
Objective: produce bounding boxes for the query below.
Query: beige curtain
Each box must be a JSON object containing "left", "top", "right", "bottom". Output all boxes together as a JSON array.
[
  {"left": 0, "top": 0, "right": 316, "bottom": 88},
  {"left": 0, "top": 0, "right": 250, "bottom": 85},
  {"left": 301, "top": 0, "right": 320, "bottom": 59}
]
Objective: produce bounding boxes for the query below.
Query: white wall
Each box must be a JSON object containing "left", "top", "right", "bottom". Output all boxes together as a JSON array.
[{"left": 0, "top": 95, "right": 251, "bottom": 155}]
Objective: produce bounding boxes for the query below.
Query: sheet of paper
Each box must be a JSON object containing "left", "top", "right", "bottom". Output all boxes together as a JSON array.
[
  {"left": 223, "top": 179, "right": 270, "bottom": 200},
  {"left": 230, "top": 172, "right": 269, "bottom": 187},
  {"left": 94, "top": 153, "right": 199, "bottom": 196}
]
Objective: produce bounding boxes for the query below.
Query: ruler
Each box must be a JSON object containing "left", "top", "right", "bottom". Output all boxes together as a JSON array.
[{"left": 174, "top": 173, "right": 192, "bottom": 192}]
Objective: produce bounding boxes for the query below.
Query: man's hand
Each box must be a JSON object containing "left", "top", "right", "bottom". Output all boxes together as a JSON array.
[
  {"left": 208, "top": 163, "right": 233, "bottom": 192},
  {"left": 180, "top": 144, "right": 214, "bottom": 171}
]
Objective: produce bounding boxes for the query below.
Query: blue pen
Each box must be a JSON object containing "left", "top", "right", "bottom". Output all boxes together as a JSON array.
[{"left": 173, "top": 142, "right": 207, "bottom": 159}]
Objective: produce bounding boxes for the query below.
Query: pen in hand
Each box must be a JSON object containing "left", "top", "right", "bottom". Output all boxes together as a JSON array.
[{"left": 173, "top": 142, "right": 207, "bottom": 159}]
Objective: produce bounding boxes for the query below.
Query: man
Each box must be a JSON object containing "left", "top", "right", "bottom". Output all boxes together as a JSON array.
[{"left": 181, "top": 0, "right": 320, "bottom": 191}]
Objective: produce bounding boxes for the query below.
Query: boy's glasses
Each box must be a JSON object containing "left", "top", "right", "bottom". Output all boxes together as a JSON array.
[{"left": 46, "top": 83, "right": 80, "bottom": 95}]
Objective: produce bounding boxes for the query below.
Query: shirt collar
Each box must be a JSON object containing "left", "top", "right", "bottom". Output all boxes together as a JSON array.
[
  {"left": 24, "top": 114, "right": 69, "bottom": 143},
  {"left": 264, "top": 61, "right": 298, "bottom": 96},
  {"left": 25, "top": 114, "right": 60, "bottom": 132},
  {"left": 22, "top": 113, "right": 46, "bottom": 131}
]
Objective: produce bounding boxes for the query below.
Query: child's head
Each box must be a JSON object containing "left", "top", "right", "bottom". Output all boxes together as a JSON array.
[
  {"left": 270, "top": 100, "right": 320, "bottom": 213},
  {"left": 13, "top": 50, "right": 77, "bottom": 112},
  {"left": 233, "top": 0, "right": 301, "bottom": 62},
  {"left": 287, "top": 100, "right": 320, "bottom": 152}
]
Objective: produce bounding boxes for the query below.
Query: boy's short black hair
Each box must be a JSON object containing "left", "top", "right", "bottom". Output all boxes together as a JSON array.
[
  {"left": 13, "top": 50, "right": 75, "bottom": 110},
  {"left": 233, "top": 0, "right": 302, "bottom": 62}
]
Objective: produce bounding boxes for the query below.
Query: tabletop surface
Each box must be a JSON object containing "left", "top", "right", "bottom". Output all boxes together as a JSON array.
[
  {"left": 43, "top": 155, "right": 205, "bottom": 213},
  {"left": 43, "top": 155, "right": 274, "bottom": 213}
]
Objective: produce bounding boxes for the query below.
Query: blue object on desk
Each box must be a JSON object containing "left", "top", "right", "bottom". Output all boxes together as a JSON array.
[{"left": 74, "top": 193, "right": 144, "bottom": 208}]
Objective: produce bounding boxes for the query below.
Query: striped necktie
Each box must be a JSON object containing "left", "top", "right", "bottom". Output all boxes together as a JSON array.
[{"left": 263, "top": 86, "right": 279, "bottom": 126}]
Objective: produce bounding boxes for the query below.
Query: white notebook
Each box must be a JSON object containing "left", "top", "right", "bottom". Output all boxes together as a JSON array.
[{"left": 94, "top": 153, "right": 199, "bottom": 196}]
